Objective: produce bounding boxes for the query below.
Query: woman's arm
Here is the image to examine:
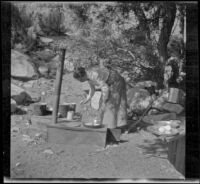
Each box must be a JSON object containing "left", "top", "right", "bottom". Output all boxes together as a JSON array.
[
  {"left": 87, "top": 81, "right": 95, "bottom": 100},
  {"left": 84, "top": 68, "right": 110, "bottom": 108},
  {"left": 81, "top": 81, "right": 95, "bottom": 104}
]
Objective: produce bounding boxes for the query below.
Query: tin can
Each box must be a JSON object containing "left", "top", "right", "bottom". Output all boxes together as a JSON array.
[{"left": 67, "top": 111, "right": 74, "bottom": 120}]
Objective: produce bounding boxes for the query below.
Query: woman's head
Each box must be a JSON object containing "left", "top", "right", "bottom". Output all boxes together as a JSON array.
[
  {"left": 73, "top": 67, "right": 87, "bottom": 82},
  {"left": 167, "top": 35, "right": 184, "bottom": 58}
]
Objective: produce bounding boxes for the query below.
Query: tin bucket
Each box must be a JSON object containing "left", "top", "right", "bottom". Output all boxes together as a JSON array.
[
  {"left": 59, "top": 103, "right": 76, "bottom": 119},
  {"left": 33, "top": 103, "right": 47, "bottom": 116},
  {"left": 168, "top": 88, "right": 180, "bottom": 103},
  {"left": 58, "top": 104, "right": 68, "bottom": 118},
  {"left": 66, "top": 103, "right": 76, "bottom": 120}
]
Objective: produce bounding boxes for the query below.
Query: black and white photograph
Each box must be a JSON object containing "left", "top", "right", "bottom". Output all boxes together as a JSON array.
[{"left": 2, "top": 1, "right": 199, "bottom": 182}]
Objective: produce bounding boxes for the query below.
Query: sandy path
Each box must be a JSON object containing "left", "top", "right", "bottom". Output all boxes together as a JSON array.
[
  {"left": 10, "top": 73, "right": 184, "bottom": 179},
  {"left": 10, "top": 116, "right": 183, "bottom": 179}
]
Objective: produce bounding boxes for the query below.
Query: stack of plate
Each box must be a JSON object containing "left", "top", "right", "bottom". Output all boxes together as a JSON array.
[{"left": 147, "top": 120, "right": 183, "bottom": 136}]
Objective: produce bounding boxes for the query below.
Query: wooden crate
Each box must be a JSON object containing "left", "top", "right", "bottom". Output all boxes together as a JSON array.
[
  {"left": 47, "top": 124, "right": 122, "bottom": 147},
  {"left": 167, "top": 134, "right": 185, "bottom": 176},
  {"left": 47, "top": 124, "right": 107, "bottom": 147},
  {"left": 30, "top": 115, "right": 122, "bottom": 147}
]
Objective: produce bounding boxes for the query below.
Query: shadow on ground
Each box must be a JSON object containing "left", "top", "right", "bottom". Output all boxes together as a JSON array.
[
  {"left": 136, "top": 138, "right": 168, "bottom": 159},
  {"left": 127, "top": 120, "right": 168, "bottom": 159},
  {"left": 127, "top": 120, "right": 153, "bottom": 134},
  {"left": 12, "top": 108, "right": 27, "bottom": 115}
]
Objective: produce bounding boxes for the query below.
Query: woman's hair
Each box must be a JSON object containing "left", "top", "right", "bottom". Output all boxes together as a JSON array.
[{"left": 73, "top": 67, "right": 86, "bottom": 79}]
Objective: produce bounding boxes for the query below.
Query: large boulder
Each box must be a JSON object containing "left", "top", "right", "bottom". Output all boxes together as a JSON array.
[
  {"left": 127, "top": 87, "right": 153, "bottom": 114},
  {"left": 11, "top": 50, "right": 38, "bottom": 79},
  {"left": 127, "top": 85, "right": 185, "bottom": 116},
  {"left": 152, "top": 90, "right": 169, "bottom": 109},
  {"left": 11, "top": 83, "right": 33, "bottom": 105},
  {"left": 162, "top": 102, "right": 184, "bottom": 114},
  {"left": 152, "top": 89, "right": 185, "bottom": 113}
]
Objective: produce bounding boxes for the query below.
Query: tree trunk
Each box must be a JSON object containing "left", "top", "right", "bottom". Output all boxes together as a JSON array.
[{"left": 157, "top": 3, "right": 176, "bottom": 64}]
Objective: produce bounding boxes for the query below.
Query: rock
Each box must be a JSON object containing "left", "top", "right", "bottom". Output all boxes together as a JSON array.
[
  {"left": 127, "top": 87, "right": 153, "bottom": 114},
  {"left": 11, "top": 83, "right": 33, "bottom": 105},
  {"left": 44, "top": 48, "right": 51, "bottom": 52},
  {"left": 152, "top": 90, "right": 169, "bottom": 109},
  {"left": 91, "top": 91, "right": 102, "bottom": 110},
  {"left": 38, "top": 66, "right": 49, "bottom": 76},
  {"left": 147, "top": 109, "right": 160, "bottom": 115},
  {"left": 11, "top": 50, "right": 38, "bottom": 79},
  {"left": 11, "top": 98, "right": 17, "bottom": 113},
  {"left": 39, "top": 37, "right": 53, "bottom": 44},
  {"left": 162, "top": 102, "right": 184, "bottom": 114},
  {"left": 42, "top": 149, "right": 54, "bottom": 154}
]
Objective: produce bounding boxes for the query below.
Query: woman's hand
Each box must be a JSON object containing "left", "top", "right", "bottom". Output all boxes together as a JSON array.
[{"left": 80, "top": 81, "right": 95, "bottom": 105}]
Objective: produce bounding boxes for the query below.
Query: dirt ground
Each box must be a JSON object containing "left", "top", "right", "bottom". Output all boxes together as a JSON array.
[{"left": 10, "top": 73, "right": 184, "bottom": 180}]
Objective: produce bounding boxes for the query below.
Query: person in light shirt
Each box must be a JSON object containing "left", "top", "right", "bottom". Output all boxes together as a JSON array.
[{"left": 73, "top": 65, "right": 127, "bottom": 131}]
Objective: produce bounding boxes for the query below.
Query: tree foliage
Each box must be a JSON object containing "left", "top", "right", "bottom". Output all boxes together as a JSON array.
[{"left": 11, "top": 2, "right": 185, "bottom": 88}]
